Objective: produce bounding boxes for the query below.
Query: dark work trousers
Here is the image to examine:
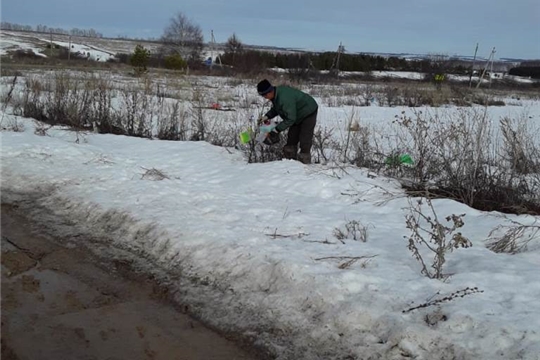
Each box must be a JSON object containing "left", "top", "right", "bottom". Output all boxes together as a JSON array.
[{"left": 285, "top": 110, "right": 318, "bottom": 156}]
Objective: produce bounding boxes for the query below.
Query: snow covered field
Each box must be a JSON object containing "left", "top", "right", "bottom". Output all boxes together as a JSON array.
[
  {"left": 2, "top": 68, "right": 540, "bottom": 359},
  {"left": 0, "top": 30, "right": 158, "bottom": 59},
  {"left": 0, "top": 34, "right": 47, "bottom": 57}
]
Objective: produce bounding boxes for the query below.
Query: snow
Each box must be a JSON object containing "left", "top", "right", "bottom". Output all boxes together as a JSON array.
[
  {"left": 2, "top": 90, "right": 540, "bottom": 359},
  {"left": 0, "top": 31, "right": 115, "bottom": 61},
  {"left": 48, "top": 40, "right": 116, "bottom": 62},
  {"left": 0, "top": 37, "right": 47, "bottom": 57},
  {"left": 269, "top": 67, "right": 539, "bottom": 85},
  {"left": 369, "top": 71, "right": 426, "bottom": 80}
]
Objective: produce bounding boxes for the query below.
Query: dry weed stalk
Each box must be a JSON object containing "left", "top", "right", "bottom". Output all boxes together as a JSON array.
[
  {"left": 141, "top": 167, "right": 170, "bottom": 181},
  {"left": 403, "top": 287, "right": 483, "bottom": 313},
  {"left": 314, "top": 255, "right": 378, "bottom": 269},
  {"left": 405, "top": 194, "right": 472, "bottom": 279},
  {"left": 333, "top": 219, "right": 371, "bottom": 242},
  {"left": 487, "top": 218, "right": 540, "bottom": 254}
]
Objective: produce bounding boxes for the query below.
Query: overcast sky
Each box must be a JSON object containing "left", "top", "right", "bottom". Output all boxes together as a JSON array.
[{"left": 2, "top": 0, "right": 539, "bottom": 59}]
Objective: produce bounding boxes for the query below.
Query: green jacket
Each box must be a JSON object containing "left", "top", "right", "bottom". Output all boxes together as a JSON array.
[{"left": 265, "top": 86, "right": 318, "bottom": 132}]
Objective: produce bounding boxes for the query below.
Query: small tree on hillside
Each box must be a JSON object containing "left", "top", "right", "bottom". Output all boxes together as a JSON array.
[
  {"left": 161, "top": 12, "right": 204, "bottom": 62},
  {"left": 130, "top": 45, "right": 151, "bottom": 75},
  {"left": 164, "top": 54, "right": 187, "bottom": 70},
  {"left": 226, "top": 33, "right": 243, "bottom": 66}
]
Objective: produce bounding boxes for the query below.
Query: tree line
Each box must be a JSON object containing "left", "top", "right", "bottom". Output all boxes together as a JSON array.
[
  {"left": 5, "top": 15, "right": 534, "bottom": 78},
  {"left": 1, "top": 22, "right": 103, "bottom": 38},
  {"left": 508, "top": 66, "right": 540, "bottom": 79},
  {"left": 219, "top": 48, "right": 476, "bottom": 75}
]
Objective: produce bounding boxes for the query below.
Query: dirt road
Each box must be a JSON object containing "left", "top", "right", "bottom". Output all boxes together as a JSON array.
[{"left": 1, "top": 204, "right": 261, "bottom": 360}]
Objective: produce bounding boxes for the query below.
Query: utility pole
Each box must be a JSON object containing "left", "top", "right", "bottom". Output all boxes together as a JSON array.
[
  {"left": 209, "top": 30, "right": 214, "bottom": 69},
  {"left": 49, "top": 30, "right": 53, "bottom": 57},
  {"left": 330, "top": 41, "right": 344, "bottom": 76},
  {"left": 209, "top": 30, "right": 222, "bottom": 69},
  {"left": 476, "top": 47, "right": 496, "bottom": 89},
  {"left": 68, "top": 35, "right": 71, "bottom": 61},
  {"left": 468, "top": 43, "right": 479, "bottom": 88},
  {"left": 336, "top": 42, "right": 344, "bottom": 72},
  {"left": 489, "top": 49, "right": 495, "bottom": 88}
]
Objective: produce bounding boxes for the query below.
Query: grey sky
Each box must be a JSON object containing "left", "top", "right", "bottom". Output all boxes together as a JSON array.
[{"left": 2, "top": 0, "right": 539, "bottom": 59}]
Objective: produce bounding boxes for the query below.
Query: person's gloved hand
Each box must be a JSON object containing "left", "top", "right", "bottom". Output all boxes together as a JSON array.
[
  {"left": 263, "top": 129, "right": 280, "bottom": 145},
  {"left": 258, "top": 115, "right": 269, "bottom": 125}
]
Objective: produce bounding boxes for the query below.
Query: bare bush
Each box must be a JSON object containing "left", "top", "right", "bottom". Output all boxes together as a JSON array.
[
  {"left": 472, "top": 95, "right": 506, "bottom": 106},
  {"left": 1, "top": 75, "right": 18, "bottom": 107},
  {"left": 1, "top": 117, "right": 25, "bottom": 132},
  {"left": 332, "top": 109, "right": 384, "bottom": 169},
  {"left": 312, "top": 126, "right": 336, "bottom": 164},
  {"left": 342, "top": 108, "right": 357, "bottom": 163},
  {"left": 242, "top": 132, "right": 286, "bottom": 163},
  {"left": 89, "top": 76, "right": 116, "bottom": 134},
  {"left": 206, "top": 115, "right": 241, "bottom": 148},
  {"left": 390, "top": 107, "right": 540, "bottom": 214},
  {"left": 11, "top": 73, "right": 186, "bottom": 140},
  {"left": 393, "top": 110, "right": 435, "bottom": 183},
  {"left": 383, "top": 86, "right": 400, "bottom": 107},
  {"left": 349, "top": 123, "right": 381, "bottom": 169},
  {"left": 0, "top": 75, "right": 19, "bottom": 129},
  {"left": 428, "top": 108, "right": 495, "bottom": 205},
  {"left": 156, "top": 100, "right": 188, "bottom": 141},
  {"left": 500, "top": 117, "right": 540, "bottom": 175},
  {"left": 333, "top": 219, "right": 371, "bottom": 242},
  {"left": 487, "top": 218, "right": 540, "bottom": 254},
  {"left": 117, "top": 88, "right": 152, "bottom": 138},
  {"left": 405, "top": 195, "right": 472, "bottom": 279},
  {"left": 18, "top": 77, "right": 47, "bottom": 121},
  {"left": 44, "top": 72, "right": 89, "bottom": 128},
  {"left": 33, "top": 120, "right": 52, "bottom": 136},
  {"left": 360, "top": 84, "right": 375, "bottom": 106},
  {"left": 189, "top": 88, "right": 208, "bottom": 141}
]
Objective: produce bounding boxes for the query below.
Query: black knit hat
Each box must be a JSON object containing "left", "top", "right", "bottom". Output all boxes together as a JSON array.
[{"left": 257, "top": 79, "right": 273, "bottom": 95}]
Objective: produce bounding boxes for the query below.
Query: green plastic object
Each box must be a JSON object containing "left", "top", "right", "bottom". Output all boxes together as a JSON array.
[
  {"left": 385, "top": 153, "right": 414, "bottom": 166},
  {"left": 399, "top": 154, "right": 414, "bottom": 165},
  {"left": 239, "top": 130, "right": 251, "bottom": 144}
]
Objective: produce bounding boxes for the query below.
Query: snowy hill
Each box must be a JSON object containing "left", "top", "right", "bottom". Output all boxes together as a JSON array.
[{"left": 1, "top": 29, "right": 533, "bottom": 65}]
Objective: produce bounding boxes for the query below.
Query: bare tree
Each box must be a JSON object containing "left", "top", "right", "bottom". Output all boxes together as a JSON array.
[{"left": 161, "top": 12, "right": 204, "bottom": 62}]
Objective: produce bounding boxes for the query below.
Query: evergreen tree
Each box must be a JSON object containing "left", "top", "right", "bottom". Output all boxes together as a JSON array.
[
  {"left": 130, "top": 45, "right": 151, "bottom": 74},
  {"left": 164, "top": 54, "right": 187, "bottom": 70},
  {"left": 226, "top": 33, "right": 244, "bottom": 65}
]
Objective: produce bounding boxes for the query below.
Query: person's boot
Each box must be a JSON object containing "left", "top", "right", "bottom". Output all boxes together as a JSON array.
[
  {"left": 283, "top": 146, "right": 297, "bottom": 160},
  {"left": 298, "top": 152, "right": 311, "bottom": 164}
]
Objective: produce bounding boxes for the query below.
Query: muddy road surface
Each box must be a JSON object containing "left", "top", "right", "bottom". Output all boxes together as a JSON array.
[{"left": 1, "top": 204, "right": 262, "bottom": 360}]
